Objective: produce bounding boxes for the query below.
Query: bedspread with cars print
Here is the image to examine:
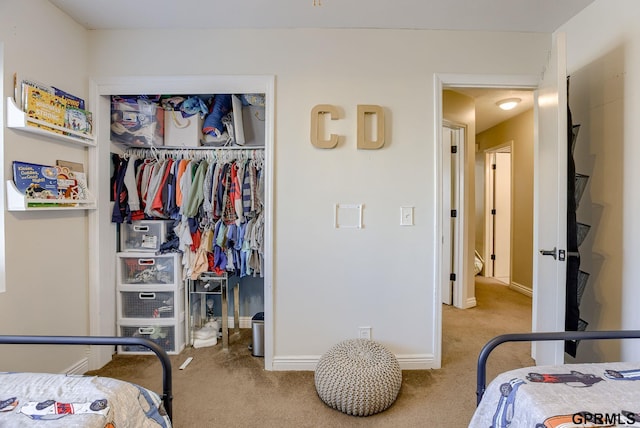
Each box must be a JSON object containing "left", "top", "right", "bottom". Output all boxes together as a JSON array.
[
  {"left": 470, "top": 362, "right": 640, "bottom": 427},
  {"left": 0, "top": 372, "right": 171, "bottom": 427}
]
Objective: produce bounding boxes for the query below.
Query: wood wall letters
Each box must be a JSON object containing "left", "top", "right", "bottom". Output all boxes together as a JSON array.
[{"left": 310, "top": 104, "right": 385, "bottom": 149}]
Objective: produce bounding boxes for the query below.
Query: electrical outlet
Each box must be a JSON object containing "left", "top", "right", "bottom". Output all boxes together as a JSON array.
[{"left": 358, "top": 326, "right": 371, "bottom": 339}]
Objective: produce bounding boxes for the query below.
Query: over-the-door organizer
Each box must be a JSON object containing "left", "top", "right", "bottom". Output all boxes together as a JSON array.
[
  {"left": 111, "top": 92, "right": 266, "bottom": 353},
  {"left": 6, "top": 84, "right": 96, "bottom": 211}
]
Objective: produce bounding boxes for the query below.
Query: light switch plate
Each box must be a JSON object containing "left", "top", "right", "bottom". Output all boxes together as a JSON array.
[{"left": 400, "top": 206, "right": 414, "bottom": 226}]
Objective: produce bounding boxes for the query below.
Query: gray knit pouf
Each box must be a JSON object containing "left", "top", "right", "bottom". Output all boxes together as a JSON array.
[{"left": 314, "top": 338, "right": 402, "bottom": 416}]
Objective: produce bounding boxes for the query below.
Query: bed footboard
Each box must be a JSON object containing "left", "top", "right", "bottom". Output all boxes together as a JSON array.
[
  {"left": 0, "top": 335, "right": 173, "bottom": 420},
  {"left": 476, "top": 330, "right": 640, "bottom": 405}
]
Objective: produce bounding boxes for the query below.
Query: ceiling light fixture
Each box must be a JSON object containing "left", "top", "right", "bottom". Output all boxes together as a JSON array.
[{"left": 496, "top": 98, "right": 521, "bottom": 111}]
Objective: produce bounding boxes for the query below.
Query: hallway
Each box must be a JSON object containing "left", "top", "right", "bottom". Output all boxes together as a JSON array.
[{"left": 442, "top": 276, "right": 533, "bottom": 378}]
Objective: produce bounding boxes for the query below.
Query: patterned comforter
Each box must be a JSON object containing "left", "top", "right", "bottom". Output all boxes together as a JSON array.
[
  {"left": 0, "top": 372, "right": 171, "bottom": 427},
  {"left": 470, "top": 361, "right": 640, "bottom": 427}
]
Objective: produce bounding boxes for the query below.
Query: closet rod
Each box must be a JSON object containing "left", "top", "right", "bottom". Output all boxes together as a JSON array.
[{"left": 124, "top": 146, "right": 265, "bottom": 162}]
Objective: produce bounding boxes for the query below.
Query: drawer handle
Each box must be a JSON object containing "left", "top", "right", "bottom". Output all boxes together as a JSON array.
[
  {"left": 138, "top": 327, "right": 156, "bottom": 335},
  {"left": 132, "top": 225, "right": 150, "bottom": 232},
  {"left": 138, "top": 259, "right": 156, "bottom": 266},
  {"left": 138, "top": 292, "right": 156, "bottom": 300}
]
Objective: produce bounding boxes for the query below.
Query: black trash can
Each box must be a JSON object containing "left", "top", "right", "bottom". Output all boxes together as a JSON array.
[{"left": 251, "top": 312, "right": 264, "bottom": 357}]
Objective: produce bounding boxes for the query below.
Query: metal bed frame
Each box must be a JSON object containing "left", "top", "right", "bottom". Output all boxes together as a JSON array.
[
  {"left": 0, "top": 335, "right": 173, "bottom": 421},
  {"left": 476, "top": 330, "right": 640, "bottom": 405}
]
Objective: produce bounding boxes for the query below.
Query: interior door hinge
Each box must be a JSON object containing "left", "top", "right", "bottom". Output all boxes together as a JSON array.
[
  {"left": 451, "top": 210, "right": 457, "bottom": 217},
  {"left": 451, "top": 145, "right": 458, "bottom": 154},
  {"left": 491, "top": 209, "right": 496, "bottom": 215},
  {"left": 450, "top": 273, "right": 456, "bottom": 281},
  {"left": 490, "top": 254, "right": 496, "bottom": 261},
  {"left": 492, "top": 164, "right": 496, "bottom": 170}
]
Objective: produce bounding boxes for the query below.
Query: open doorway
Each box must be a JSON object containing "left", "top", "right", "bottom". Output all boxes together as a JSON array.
[{"left": 440, "top": 83, "right": 535, "bottom": 364}]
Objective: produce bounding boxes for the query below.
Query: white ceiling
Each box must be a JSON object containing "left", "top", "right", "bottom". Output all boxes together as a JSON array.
[
  {"left": 451, "top": 88, "right": 534, "bottom": 133},
  {"left": 49, "top": 0, "right": 594, "bottom": 32},
  {"left": 47, "top": 0, "right": 589, "bottom": 133}
]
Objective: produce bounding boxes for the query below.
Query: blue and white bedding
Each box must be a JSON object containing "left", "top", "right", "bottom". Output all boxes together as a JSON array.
[
  {"left": 0, "top": 372, "right": 171, "bottom": 427},
  {"left": 470, "top": 361, "right": 640, "bottom": 427}
]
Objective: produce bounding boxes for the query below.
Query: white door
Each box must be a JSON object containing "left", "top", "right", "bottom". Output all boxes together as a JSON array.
[
  {"left": 493, "top": 152, "right": 511, "bottom": 284},
  {"left": 532, "top": 32, "right": 568, "bottom": 365},
  {"left": 442, "top": 123, "right": 464, "bottom": 306}
]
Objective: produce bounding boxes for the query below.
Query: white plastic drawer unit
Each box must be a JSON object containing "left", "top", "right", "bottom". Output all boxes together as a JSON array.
[
  {"left": 120, "top": 220, "right": 173, "bottom": 252},
  {"left": 117, "top": 253, "right": 180, "bottom": 286},
  {"left": 118, "top": 289, "right": 183, "bottom": 319},
  {"left": 118, "top": 321, "right": 185, "bottom": 355}
]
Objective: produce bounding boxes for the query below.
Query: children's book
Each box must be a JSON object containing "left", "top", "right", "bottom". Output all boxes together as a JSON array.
[
  {"left": 22, "top": 83, "right": 66, "bottom": 134},
  {"left": 64, "top": 107, "right": 93, "bottom": 135},
  {"left": 12, "top": 161, "right": 59, "bottom": 200},
  {"left": 52, "top": 86, "right": 85, "bottom": 110},
  {"left": 56, "top": 160, "right": 88, "bottom": 200}
]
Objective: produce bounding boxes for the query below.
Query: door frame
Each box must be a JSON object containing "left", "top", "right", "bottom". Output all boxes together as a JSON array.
[{"left": 433, "top": 73, "right": 538, "bottom": 368}]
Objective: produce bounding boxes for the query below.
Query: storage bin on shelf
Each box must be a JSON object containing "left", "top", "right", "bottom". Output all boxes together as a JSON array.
[
  {"left": 118, "top": 287, "right": 183, "bottom": 319},
  {"left": 118, "top": 320, "right": 185, "bottom": 355},
  {"left": 111, "top": 95, "right": 164, "bottom": 147},
  {"left": 120, "top": 220, "right": 174, "bottom": 252},
  {"left": 117, "top": 252, "right": 180, "bottom": 287}
]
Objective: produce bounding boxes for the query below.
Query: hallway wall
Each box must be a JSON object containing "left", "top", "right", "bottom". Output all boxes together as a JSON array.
[{"left": 476, "top": 109, "right": 534, "bottom": 292}]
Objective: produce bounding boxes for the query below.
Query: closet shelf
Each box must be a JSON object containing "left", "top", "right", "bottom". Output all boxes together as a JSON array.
[
  {"left": 6, "top": 97, "right": 96, "bottom": 147},
  {"left": 6, "top": 180, "right": 96, "bottom": 211}
]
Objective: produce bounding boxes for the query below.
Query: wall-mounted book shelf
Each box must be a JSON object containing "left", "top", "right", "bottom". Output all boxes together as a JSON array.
[
  {"left": 6, "top": 180, "right": 96, "bottom": 211},
  {"left": 6, "top": 97, "right": 96, "bottom": 147}
]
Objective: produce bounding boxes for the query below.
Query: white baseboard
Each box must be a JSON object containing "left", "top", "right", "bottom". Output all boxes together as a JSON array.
[
  {"left": 65, "top": 357, "right": 89, "bottom": 375},
  {"left": 271, "top": 353, "right": 437, "bottom": 371},
  {"left": 465, "top": 297, "right": 477, "bottom": 308},
  {"left": 509, "top": 281, "right": 532, "bottom": 297}
]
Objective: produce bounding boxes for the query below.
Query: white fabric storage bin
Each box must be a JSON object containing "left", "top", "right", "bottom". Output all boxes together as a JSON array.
[
  {"left": 118, "top": 320, "right": 185, "bottom": 355},
  {"left": 164, "top": 110, "right": 203, "bottom": 147},
  {"left": 117, "top": 253, "right": 180, "bottom": 287},
  {"left": 120, "top": 220, "right": 173, "bottom": 252},
  {"left": 241, "top": 104, "right": 266, "bottom": 147}
]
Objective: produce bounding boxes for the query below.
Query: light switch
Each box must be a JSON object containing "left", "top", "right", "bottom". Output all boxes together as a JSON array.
[{"left": 400, "top": 206, "right": 414, "bottom": 226}]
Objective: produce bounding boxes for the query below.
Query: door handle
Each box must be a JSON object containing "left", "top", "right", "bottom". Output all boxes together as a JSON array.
[{"left": 539, "top": 247, "right": 557, "bottom": 260}]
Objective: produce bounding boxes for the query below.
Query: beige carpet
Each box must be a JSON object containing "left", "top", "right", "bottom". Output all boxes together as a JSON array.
[{"left": 90, "top": 277, "right": 533, "bottom": 427}]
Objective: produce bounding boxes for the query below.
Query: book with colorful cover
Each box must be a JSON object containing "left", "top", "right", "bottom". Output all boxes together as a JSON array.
[
  {"left": 64, "top": 107, "right": 93, "bottom": 135},
  {"left": 12, "top": 161, "right": 59, "bottom": 200},
  {"left": 23, "top": 84, "right": 66, "bottom": 134},
  {"left": 56, "top": 160, "right": 87, "bottom": 200},
  {"left": 52, "top": 86, "right": 85, "bottom": 110}
]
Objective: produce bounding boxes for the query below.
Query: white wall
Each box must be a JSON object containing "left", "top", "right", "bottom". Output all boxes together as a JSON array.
[
  {"left": 0, "top": 0, "right": 91, "bottom": 372},
  {"left": 560, "top": 0, "right": 640, "bottom": 362},
  {"left": 88, "top": 29, "right": 550, "bottom": 367}
]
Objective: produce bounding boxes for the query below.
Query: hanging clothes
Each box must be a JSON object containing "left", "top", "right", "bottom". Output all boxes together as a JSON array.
[{"left": 113, "top": 148, "right": 265, "bottom": 279}]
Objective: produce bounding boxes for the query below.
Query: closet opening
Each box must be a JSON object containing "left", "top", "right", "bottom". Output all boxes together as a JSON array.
[{"left": 88, "top": 76, "right": 274, "bottom": 371}]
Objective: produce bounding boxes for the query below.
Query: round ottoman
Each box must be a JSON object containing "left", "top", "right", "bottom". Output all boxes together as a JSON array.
[{"left": 314, "top": 338, "right": 402, "bottom": 416}]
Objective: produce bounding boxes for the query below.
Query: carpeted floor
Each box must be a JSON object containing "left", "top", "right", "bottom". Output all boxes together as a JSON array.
[{"left": 90, "top": 277, "right": 533, "bottom": 427}]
